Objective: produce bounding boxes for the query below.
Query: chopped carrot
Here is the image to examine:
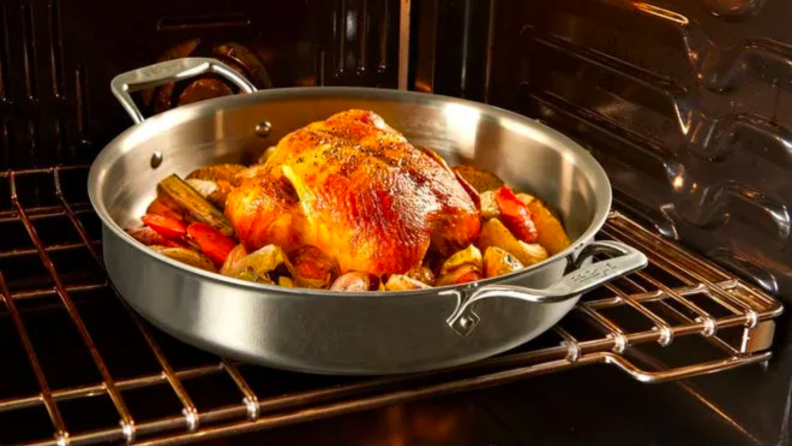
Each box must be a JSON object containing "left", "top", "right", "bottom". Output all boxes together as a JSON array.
[
  {"left": 141, "top": 214, "right": 187, "bottom": 241},
  {"left": 187, "top": 223, "right": 237, "bottom": 266},
  {"left": 494, "top": 186, "right": 538, "bottom": 243},
  {"left": 146, "top": 199, "right": 183, "bottom": 221}
]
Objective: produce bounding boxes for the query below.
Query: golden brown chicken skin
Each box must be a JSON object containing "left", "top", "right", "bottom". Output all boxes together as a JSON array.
[{"left": 224, "top": 109, "right": 481, "bottom": 276}]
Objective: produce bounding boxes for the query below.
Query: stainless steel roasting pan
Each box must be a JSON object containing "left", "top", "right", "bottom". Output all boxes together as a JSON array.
[{"left": 88, "top": 58, "right": 648, "bottom": 375}]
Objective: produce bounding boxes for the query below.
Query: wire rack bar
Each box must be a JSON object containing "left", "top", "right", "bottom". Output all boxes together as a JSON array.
[
  {"left": 0, "top": 272, "right": 68, "bottom": 443},
  {"left": 54, "top": 169, "right": 201, "bottom": 439},
  {"left": 9, "top": 171, "right": 137, "bottom": 442},
  {"left": 0, "top": 167, "right": 784, "bottom": 446}
]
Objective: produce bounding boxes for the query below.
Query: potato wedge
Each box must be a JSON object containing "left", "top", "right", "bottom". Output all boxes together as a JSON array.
[
  {"left": 483, "top": 246, "right": 524, "bottom": 278},
  {"left": 439, "top": 245, "right": 483, "bottom": 276},
  {"left": 480, "top": 190, "right": 500, "bottom": 220},
  {"left": 436, "top": 264, "right": 483, "bottom": 287},
  {"left": 478, "top": 218, "right": 548, "bottom": 266},
  {"left": 526, "top": 200, "right": 571, "bottom": 255}
]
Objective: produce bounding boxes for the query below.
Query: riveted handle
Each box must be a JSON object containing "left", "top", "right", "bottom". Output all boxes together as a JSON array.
[
  {"left": 447, "top": 240, "right": 648, "bottom": 336},
  {"left": 111, "top": 57, "right": 257, "bottom": 124}
]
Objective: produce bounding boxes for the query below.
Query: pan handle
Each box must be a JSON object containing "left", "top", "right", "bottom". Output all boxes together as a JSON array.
[
  {"left": 110, "top": 57, "right": 258, "bottom": 124},
  {"left": 446, "top": 240, "right": 648, "bottom": 336}
]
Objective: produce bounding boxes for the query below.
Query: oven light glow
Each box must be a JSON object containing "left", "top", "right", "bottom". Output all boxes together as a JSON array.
[{"left": 673, "top": 174, "right": 685, "bottom": 190}]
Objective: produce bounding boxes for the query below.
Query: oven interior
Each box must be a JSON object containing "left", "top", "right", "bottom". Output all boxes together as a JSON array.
[{"left": 1, "top": 0, "right": 791, "bottom": 444}]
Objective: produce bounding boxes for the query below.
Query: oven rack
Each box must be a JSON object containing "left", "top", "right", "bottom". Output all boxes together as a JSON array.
[{"left": 0, "top": 166, "right": 783, "bottom": 446}]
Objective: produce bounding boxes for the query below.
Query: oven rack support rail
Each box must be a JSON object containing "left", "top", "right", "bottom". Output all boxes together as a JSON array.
[{"left": 0, "top": 166, "right": 783, "bottom": 446}]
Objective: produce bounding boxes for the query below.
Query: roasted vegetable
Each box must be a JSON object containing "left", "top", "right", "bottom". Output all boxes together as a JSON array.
[
  {"left": 220, "top": 244, "right": 293, "bottom": 283},
  {"left": 439, "top": 245, "right": 483, "bottom": 277},
  {"left": 452, "top": 165, "right": 505, "bottom": 193},
  {"left": 518, "top": 242, "right": 549, "bottom": 266},
  {"left": 330, "top": 272, "right": 380, "bottom": 291},
  {"left": 435, "top": 264, "right": 483, "bottom": 286},
  {"left": 406, "top": 264, "right": 435, "bottom": 286},
  {"left": 146, "top": 199, "right": 184, "bottom": 221},
  {"left": 186, "top": 164, "right": 246, "bottom": 208},
  {"left": 185, "top": 178, "right": 234, "bottom": 208},
  {"left": 478, "top": 218, "right": 548, "bottom": 266},
  {"left": 290, "top": 246, "right": 340, "bottom": 289},
  {"left": 483, "top": 246, "right": 524, "bottom": 278},
  {"left": 479, "top": 190, "right": 499, "bottom": 220},
  {"left": 158, "top": 174, "right": 234, "bottom": 236},
  {"left": 186, "top": 164, "right": 246, "bottom": 186},
  {"left": 187, "top": 223, "right": 237, "bottom": 266},
  {"left": 527, "top": 199, "right": 571, "bottom": 255},
  {"left": 494, "top": 186, "right": 538, "bottom": 243},
  {"left": 141, "top": 214, "right": 187, "bottom": 240},
  {"left": 278, "top": 276, "right": 295, "bottom": 287},
  {"left": 385, "top": 274, "right": 431, "bottom": 291},
  {"left": 185, "top": 178, "right": 219, "bottom": 198},
  {"left": 150, "top": 246, "right": 216, "bottom": 272},
  {"left": 127, "top": 226, "right": 174, "bottom": 247},
  {"left": 220, "top": 244, "right": 248, "bottom": 275},
  {"left": 516, "top": 193, "right": 535, "bottom": 206}
]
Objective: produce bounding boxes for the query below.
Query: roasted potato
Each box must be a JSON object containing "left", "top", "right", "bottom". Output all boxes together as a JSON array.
[
  {"left": 435, "top": 264, "right": 483, "bottom": 287},
  {"left": 527, "top": 200, "right": 571, "bottom": 255},
  {"left": 290, "top": 246, "right": 340, "bottom": 289},
  {"left": 479, "top": 190, "right": 499, "bottom": 220},
  {"left": 439, "top": 245, "right": 483, "bottom": 276},
  {"left": 385, "top": 274, "right": 431, "bottom": 291},
  {"left": 452, "top": 165, "right": 505, "bottom": 193},
  {"left": 150, "top": 246, "right": 216, "bottom": 272},
  {"left": 278, "top": 276, "right": 295, "bottom": 287},
  {"left": 483, "top": 246, "right": 524, "bottom": 278},
  {"left": 477, "top": 218, "right": 549, "bottom": 266}
]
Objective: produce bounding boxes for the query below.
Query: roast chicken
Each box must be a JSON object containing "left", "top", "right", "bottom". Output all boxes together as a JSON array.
[{"left": 224, "top": 109, "right": 481, "bottom": 276}]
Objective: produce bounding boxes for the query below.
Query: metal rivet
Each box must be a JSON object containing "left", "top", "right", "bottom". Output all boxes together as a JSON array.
[
  {"left": 150, "top": 151, "right": 163, "bottom": 169},
  {"left": 255, "top": 121, "right": 272, "bottom": 138},
  {"left": 458, "top": 316, "right": 472, "bottom": 329}
]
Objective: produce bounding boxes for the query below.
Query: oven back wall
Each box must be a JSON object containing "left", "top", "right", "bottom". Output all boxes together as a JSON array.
[
  {"left": 415, "top": 0, "right": 792, "bottom": 300},
  {"left": 0, "top": 0, "right": 400, "bottom": 169},
  {"left": 410, "top": 0, "right": 792, "bottom": 444}
]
